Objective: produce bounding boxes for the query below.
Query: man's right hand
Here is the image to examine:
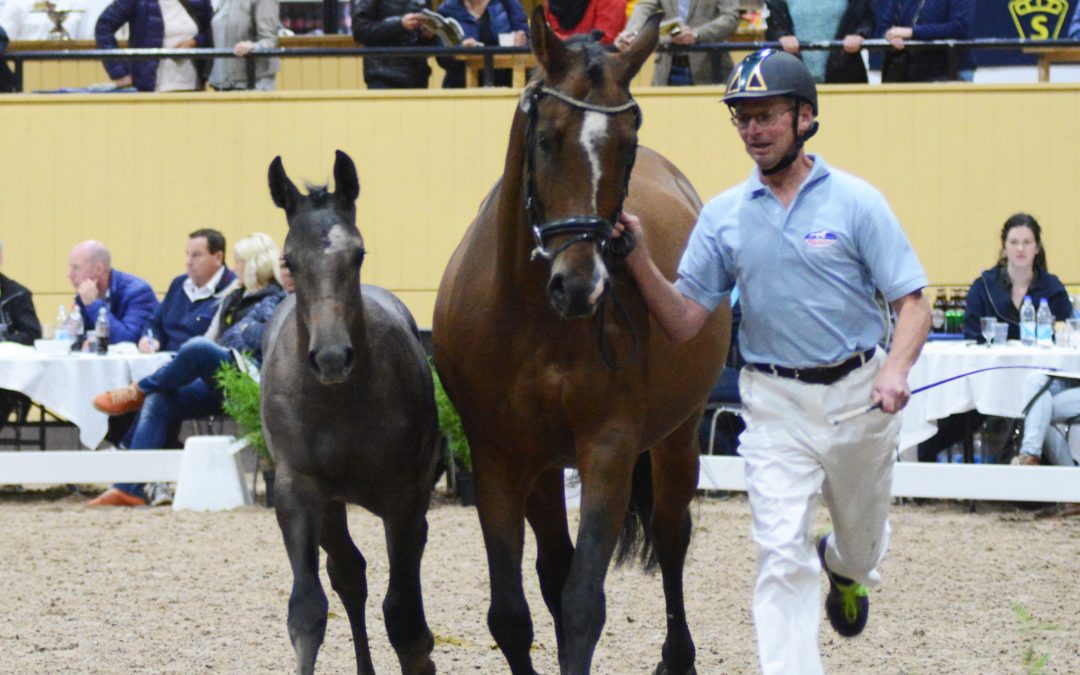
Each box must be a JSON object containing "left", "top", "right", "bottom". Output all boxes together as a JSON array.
[
  {"left": 138, "top": 336, "right": 160, "bottom": 353},
  {"left": 614, "top": 211, "right": 648, "bottom": 262}
]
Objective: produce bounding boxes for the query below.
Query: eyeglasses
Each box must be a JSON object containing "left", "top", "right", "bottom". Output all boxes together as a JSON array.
[{"left": 729, "top": 106, "right": 795, "bottom": 130}]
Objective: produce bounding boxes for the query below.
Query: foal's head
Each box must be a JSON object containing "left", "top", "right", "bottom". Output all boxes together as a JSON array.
[
  {"left": 522, "top": 9, "right": 657, "bottom": 319},
  {"left": 268, "top": 150, "right": 364, "bottom": 385}
]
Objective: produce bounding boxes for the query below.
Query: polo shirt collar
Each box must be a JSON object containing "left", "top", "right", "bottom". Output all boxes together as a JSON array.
[
  {"left": 183, "top": 266, "right": 226, "bottom": 303},
  {"left": 745, "top": 154, "right": 831, "bottom": 200}
]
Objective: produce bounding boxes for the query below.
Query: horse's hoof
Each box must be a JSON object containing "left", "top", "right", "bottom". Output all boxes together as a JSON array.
[{"left": 653, "top": 662, "right": 696, "bottom": 675}]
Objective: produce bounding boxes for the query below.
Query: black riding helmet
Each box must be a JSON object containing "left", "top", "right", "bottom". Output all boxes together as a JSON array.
[{"left": 722, "top": 49, "right": 819, "bottom": 176}]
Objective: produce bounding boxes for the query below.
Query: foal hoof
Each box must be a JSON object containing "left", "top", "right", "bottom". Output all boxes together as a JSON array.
[{"left": 653, "top": 662, "right": 696, "bottom": 675}]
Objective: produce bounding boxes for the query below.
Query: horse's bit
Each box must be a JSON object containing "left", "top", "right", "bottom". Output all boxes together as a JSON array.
[{"left": 523, "top": 82, "right": 642, "bottom": 264}]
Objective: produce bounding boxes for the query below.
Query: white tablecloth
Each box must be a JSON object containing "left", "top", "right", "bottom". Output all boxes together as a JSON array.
[
  {"left": 899, "top": 341, "right": 1080, "bottom": 453},
  {"left": 0, "top": 343, "right": 172, "bottom": 449}
]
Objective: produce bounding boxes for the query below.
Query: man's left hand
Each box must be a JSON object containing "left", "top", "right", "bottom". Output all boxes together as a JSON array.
[
  {"left": 871, "top": 366, "right": 911, "bottom": 414},
  {"left": 77, "top": 279, "right": 99, "bottom": 305},
  {"left": 671, "top": 27, "right": 696, "bottom": 46}
]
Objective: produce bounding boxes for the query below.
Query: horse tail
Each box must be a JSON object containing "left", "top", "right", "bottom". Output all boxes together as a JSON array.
[{"left": 614, "top": 451, "right": 659, "bottom": 571}]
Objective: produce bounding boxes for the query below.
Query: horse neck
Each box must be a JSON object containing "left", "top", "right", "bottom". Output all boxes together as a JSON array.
[{"left": 493, "top": 108, "right": 545, "bottom": 293}]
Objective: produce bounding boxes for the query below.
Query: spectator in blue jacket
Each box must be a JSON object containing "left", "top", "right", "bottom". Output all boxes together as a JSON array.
[
  {"left": 67, "top": 240, "right": 160, "bottom": 345},
  {"left": 139, "top": 228, "right": 236, "bottom": 354},
  {"left": 89, "top": 232, "right": 281, "bottom": 507},
  {"left": 95, "top": 0, "right": 213, "bottom": 92},
  {"left": 436, "top": 0, "right": 528, "bottom": 88},
  {"left": 880, "top": 0, "right": 975, "bottom": 82}
]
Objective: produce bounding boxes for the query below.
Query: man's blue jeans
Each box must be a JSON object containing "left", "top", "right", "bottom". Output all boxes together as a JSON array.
[{"left": 115, "top": 338, "right": 232, "bottom": 497}]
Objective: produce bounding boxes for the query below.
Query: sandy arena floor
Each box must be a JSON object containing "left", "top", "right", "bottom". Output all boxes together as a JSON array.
[{"left": 1, "top": 489, "right": 1077, "bottom": 674}]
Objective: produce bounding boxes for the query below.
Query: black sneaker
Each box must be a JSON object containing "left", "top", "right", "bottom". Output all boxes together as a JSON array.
[{"left": 817, "top": 532, "right": 869, "bottom": 637}]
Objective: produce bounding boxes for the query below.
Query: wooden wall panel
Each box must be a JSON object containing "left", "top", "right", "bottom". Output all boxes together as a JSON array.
[{"left": 2, "top": 84, "right": 1079, "bottom": 331}]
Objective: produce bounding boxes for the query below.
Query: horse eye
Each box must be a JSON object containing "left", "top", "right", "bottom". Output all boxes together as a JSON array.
[
  {"left": 537, "top": 133, "right": 554, "bottom": 154},
  {"left": 355, "top": 248, "right": 366, "bottom": 267},
  {"left": 283, "top": 256, "right": 297, "bottom": 273}
]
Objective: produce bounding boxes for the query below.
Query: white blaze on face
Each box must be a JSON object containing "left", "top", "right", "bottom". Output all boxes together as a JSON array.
[
  {"left": 323, "top": 225, "right": 352, "bottom": 254},
  {"left": 579, "top": 111, "right": 609, "bottom": 213}
]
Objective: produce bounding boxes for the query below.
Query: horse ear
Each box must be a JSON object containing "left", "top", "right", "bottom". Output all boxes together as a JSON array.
[
  {"left": 268, "top": 156, "right": 301, "bottom": 217},
  {"left": 333, "top": 150, "right": 361, "bottom": 206},
  {"left": 614, "top": 12, "right": 661, "bottom": 87},
  {"left": 531, "top": 5, "right": 569, "bottom": 80}
]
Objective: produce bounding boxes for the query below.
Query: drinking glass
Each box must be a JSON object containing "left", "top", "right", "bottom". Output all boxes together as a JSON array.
[
  {"left": 980, "top": 316, "right": 995, "bottom": 346},
  {"left": 992, "top": 321, "right": 1008, "bottom": 347},
  {"left": 1069, "top": 318, "right": 1080, "bottom": 349}
]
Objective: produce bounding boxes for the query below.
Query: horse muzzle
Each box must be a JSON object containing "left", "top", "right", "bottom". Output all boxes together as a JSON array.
[{"left": 547, "top": 262, "right": 607, "bottom": 319}]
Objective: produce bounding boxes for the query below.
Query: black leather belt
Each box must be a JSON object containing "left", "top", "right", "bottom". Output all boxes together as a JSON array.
[
  {"left": 750, "top": 348, "right": 876, "bottom": 385},
  {"left": 671, "top": 54, "right": 690, "bottom": 68}
]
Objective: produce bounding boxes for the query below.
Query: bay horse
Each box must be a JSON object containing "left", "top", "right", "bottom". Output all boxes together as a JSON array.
[
  {"left": 432, "top": 11, "right": 729, "bottom": 675},
  {"left": 262, "top": 150, "right": 439, "bottom": 675}
]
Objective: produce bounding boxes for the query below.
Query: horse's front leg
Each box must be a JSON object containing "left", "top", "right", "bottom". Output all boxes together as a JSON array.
[
  {"left": 525, "top": 468, "right": 575, "bottom": 669},
  {"left": 562, "top": 438, "right": 637, "bottom": 674},
  {"left": 274, "top": 468, "right": 330, "bottom": 675},
  {"left": 319, "top": 500, "right": 375, "bottom": 675},
  {"left": 649, "top": 416, "right": 702, "bottom": 675},
  {"left": 475, "top": 450, "right": 539, "bottom": 675},
  {"left": 382, "top": 495, "right": 436, "bottom": 675}
]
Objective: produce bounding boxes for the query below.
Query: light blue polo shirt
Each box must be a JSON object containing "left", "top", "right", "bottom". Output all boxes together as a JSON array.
[{"left": 675, "top": 155, "right": 927, "bottom": 368}]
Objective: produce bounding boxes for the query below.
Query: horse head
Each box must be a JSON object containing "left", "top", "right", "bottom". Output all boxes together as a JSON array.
[
  {"left": 521, "top": 8, "right": 658, "bottom": 319},
  {"left": 268, "top": 150, "right": 364, "bottom": 385}
]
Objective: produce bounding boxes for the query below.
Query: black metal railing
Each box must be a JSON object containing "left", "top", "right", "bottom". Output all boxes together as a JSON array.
[{"left": 3, "top": 37, "right": 1080, "bottom": 93}]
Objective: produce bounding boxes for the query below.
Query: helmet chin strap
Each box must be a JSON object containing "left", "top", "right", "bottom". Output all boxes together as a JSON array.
[{"left": 762, "top": 116, "right": 819, "bottom": 177}]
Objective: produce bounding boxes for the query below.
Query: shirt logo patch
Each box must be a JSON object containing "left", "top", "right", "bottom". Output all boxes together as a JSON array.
[{"left": 804, "top": 230, "right": 838, "bottom": 248}]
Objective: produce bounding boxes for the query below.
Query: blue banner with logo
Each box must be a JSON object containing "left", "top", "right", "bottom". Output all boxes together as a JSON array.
[{"left": 873, "top": 0, "right": 1077, "bottom": 66}]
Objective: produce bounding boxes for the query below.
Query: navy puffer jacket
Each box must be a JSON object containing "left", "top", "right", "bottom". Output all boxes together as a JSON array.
[{"left": 96, "top": 0, "right": 213, "bottom": 92}]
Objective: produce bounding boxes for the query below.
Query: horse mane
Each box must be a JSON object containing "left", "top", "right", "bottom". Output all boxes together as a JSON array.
[
  {"left": 303, "top": 182, "right": 334, "bottom": 208},
  {"left": 556, "top": 31, "right": 612, "bottom": 88}
]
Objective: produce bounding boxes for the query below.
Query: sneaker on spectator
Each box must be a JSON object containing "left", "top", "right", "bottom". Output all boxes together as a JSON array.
[
  {"left": 147, "top": 482, "right": 173, "bottom": 507},
  {"left": 817, "top": 531, "right": 869, "bottom": 637},
  {"left": 1010, "top": 453, "right": 1040, "bottom": 467},
  {"left": 93, "top": 382, "right": 145, "bottom": 415}
]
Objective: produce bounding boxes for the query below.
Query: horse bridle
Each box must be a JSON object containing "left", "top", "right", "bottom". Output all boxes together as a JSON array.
[{"left": 523, "top": 82, "right": 642, "bottom": 263}]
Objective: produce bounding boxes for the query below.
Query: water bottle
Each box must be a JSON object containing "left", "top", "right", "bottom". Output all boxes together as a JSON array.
[
  {"left": 66, "top": 304, "right": 84, "bottom": 349},
  {"left": 1020, "top": 295, "right": 1036, "bottom": 346},
  {"left": 95, "top": 306, "right": 110, "bottom": 355},
  {"left": 54, "top": 305, "right": 70, "bottom": 342},
  {"left": 1036, "top": 298, "right": 1053, "bottom": 348}
]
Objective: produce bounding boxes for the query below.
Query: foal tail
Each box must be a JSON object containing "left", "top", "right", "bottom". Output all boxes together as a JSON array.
[{"left": 614, "top": 451, "right": 660, "bottom": 571}]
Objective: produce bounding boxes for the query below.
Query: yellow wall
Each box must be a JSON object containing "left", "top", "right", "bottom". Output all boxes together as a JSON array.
[{"left": 2, "top": 84, "right": 1078, "bottom": 330}]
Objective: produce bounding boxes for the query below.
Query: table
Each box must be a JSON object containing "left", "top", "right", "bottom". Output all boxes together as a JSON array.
[
  {"left": 0, "top": 343, "right": 172, "bottom": 449},
  {"left": 1022, "top": 47, "right": 1080, "bottom": 82},
  {"left": 898, "top": 341, "right": 1080, "bottom": 456},
  {"left": 457, "top": 52, "right": 537, "bottom": 88}
]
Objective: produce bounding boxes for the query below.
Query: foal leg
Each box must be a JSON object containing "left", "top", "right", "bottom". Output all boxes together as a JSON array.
[
  {"left": 649, "top": 420, "right": 701, "bottom": 675},
  {"left": 476, "top": 457, "right": 538, "bottom": 675},
  {"left": 320, "top": 501, "right": 375, "bottom": 675},
  {"left": 525, "top": 468, "right": 575, "bottom": 669},
  {"left": 562, "top": 441, "right": 636, "bottom": 674},
  {"left": 275, "top": 470, "right": 330, "bottom": 675},
  {"left": 382, "top": 499, "right": 435, "bottom": 675}
]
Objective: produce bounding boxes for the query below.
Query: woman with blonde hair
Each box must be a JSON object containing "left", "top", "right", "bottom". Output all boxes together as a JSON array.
[{"left": 88, "top": 232, "right": 288, "bottom": 507}]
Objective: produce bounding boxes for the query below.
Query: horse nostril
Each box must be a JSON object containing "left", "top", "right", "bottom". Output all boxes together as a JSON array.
[
  {"left": 548, "top": 274, "right": 566, "bottom": 303},
  {"left": 342, "top": 347, "right": 354, "bottom": 370},
  {"left": 308, "top": 350, "right": 321, "bottom": 375}
]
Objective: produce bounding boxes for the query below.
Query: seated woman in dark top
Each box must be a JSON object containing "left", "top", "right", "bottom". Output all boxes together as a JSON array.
[
  {"left": 962, "top": 212, "right": 1071, "bottom": 342},
  {"left": 918, "top": 213, "right": 1072, "bottom": 462},
  {"left": 437, "top": 0, "right": 529, "bottom": 88}
]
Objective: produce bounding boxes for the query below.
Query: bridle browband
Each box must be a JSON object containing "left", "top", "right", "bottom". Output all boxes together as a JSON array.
[{"left": 523, "top": 82, "right": 642, "bottom": 263}]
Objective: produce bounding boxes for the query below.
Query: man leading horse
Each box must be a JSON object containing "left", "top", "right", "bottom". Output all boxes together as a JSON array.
[{"left": 616, "top": 49, "right": 931, "bottom": 674}]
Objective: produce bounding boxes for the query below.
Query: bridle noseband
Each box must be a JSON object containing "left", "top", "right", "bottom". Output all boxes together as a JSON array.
[{"left": 523, "top": 83, "right": 642, "bottom": 263}]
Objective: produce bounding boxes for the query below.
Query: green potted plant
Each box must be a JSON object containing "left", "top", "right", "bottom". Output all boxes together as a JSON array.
[
  {"left": 216, "top": 359, "right": 275, "bottom": 507},
  {"left": 431, "top": 363, "right": 474, "bottom": 505}
]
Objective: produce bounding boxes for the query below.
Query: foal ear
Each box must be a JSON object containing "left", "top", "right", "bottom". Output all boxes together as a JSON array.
[
  {"left": 333, "top": 150, "right": 361, "bottom": 206},
  {"left": 268, "top": 156, "right": 301, "bottom": 216},
  {"left": 614, "top": 12, "right": 660, "bottom": 87},
  {"left": 531, "top": 5, "right": 570, "bottom": 80}
]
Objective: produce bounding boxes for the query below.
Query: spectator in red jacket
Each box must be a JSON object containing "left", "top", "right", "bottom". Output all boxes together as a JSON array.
[{"left": 544, "top": 0, "right": 626, "bottom": 44}]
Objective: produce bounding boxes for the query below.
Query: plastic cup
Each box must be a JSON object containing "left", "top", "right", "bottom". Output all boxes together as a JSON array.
[{"left": 498, "top": 33, "right": 515, "bottom": 47}]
